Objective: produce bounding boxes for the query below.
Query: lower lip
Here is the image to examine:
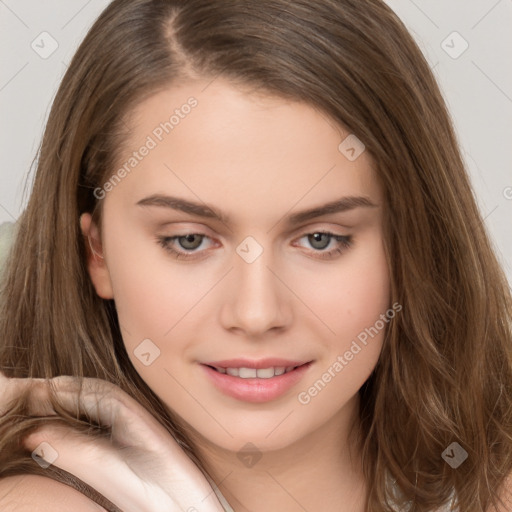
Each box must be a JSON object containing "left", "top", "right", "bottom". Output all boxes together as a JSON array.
[{"left": 201, "top": 362, "right": 313, "bottom": 403}]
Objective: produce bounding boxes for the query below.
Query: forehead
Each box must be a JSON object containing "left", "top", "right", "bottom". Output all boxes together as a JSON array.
[{"left": 107, "top": 78, "right": 382, "bottom": 224}]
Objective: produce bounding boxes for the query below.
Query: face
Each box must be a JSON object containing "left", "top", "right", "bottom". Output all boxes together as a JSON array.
[{"left": 82, "top": 78, "right": 391, "bottom": 455}]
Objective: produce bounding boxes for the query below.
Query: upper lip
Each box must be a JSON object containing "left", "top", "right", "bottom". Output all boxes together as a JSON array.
[{"left": 202, "top": 358, "right": 312, "bottom": 369}]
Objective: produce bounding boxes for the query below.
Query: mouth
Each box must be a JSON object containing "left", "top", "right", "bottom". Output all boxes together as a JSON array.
[
  {"left": 204, "top": 364, "right": 306, "bottom": 379},
  {"left": 200, "top": 360, "right": 314, "bottom": 403}
]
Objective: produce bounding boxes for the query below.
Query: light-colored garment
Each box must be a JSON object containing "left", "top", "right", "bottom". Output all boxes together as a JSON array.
[
  {"left": 205, "top": 474, "right": 236, "bottom": 512},
  {"left": 385, "top": 472, "right": 458, "bottom": 512}
]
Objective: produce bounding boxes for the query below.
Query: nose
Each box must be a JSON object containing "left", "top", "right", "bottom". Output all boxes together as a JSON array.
[{"left": 218, "top": 247, "right": 293, "bottom": 338}]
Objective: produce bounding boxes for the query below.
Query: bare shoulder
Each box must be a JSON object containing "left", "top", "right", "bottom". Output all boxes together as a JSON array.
[{"left": 0, "top": 475, "right": 107, "bottom": 511}]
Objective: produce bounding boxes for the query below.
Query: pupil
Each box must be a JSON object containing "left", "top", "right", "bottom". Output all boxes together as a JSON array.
[
  {"left": 309, "top": 233, "right": 329, "bottom": 250},
  {"left": 180, "top": 234, "right": 201, "bottom": 249}
]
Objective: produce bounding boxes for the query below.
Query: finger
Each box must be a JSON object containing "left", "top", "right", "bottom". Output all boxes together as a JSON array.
[
  {"left": 6, "top": 375, "right": 228, "bottom": 511},
  {"left": 23, "top": 425, "right": 226, "bottom": 512},
  {"left": 6, "top": 375, "right": 152, "bottom": 445},
  {"left": 46, "top": 377, "right": 172, "bottom": 449},
  {"left": 1, "top": 375, "right": 118, "bottom": 423},
  {"left": 23, "top": 424, "right": 168, "bottom": 512},
  {"left": 8, "top": 375, "right": 220, "bottom": 504},
  {"left": 0, "top": 374, "right": 54, "bottom": 416}
]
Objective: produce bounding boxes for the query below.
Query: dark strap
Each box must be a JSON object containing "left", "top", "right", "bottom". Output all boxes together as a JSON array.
[{"left": 41, "top": 465, "right": 123, "bottom": 512}]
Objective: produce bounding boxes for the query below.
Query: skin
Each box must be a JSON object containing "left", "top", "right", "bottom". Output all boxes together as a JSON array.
[
  {"left": 80, "top": 78, "right": 391, "bottom": 512},
  {"left": 0, "top": 475, "right": 107, "bottom": 511}
]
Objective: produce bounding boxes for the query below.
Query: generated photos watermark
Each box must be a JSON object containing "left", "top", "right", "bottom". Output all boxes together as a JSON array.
[
  {"left": 94, "top": 97, "right": 198, "bottom": 200},
  {"left": 297, "top": 301, "right": 402, "bottom": 405}
]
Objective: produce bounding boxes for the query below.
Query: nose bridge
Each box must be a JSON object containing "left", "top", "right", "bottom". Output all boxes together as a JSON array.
[
  {"left": 237, "top": 248, "right": 274, "bottom": 297},
  {"left": 220, "top": 236, "right": 291, "bottom": 335}
]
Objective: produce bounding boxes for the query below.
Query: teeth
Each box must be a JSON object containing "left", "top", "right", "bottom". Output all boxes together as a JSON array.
[
  {"left": 216, "top": 366, "right": 297, "bottom": 378},
  {"left": 257, "top": 367, "right": 276, "bottom": 379},
  {"left": 239, "top": 367, "right": 257, "bottom": 378}
]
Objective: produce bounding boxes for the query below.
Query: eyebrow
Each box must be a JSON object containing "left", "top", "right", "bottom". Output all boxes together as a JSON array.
[{"left": 136, "top": 194, "right": 377, "bottom": 226}]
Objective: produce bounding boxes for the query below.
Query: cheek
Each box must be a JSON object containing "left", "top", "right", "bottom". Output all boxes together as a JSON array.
[
  {"left": 342, "top": 253, "right": 390, "bottom": 332},
  {"left": 294, "top": 248, "right": 391, "bottom": 420},
  {"left": 103, "top": 227, "right": 195, "bottom": 353},
  {"left": 106, "top": 247, "right": 204, "bottom": 400},
  {"left": 105, "top": 215, "right": 192, "bottom": 313},
  {"left": 299, "top": 234, "right": 391, "bottom": 346}
]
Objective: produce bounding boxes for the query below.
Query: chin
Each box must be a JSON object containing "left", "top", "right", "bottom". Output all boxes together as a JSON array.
[{"left": 183, "top": 415, "right": 310, "bottom": 456}]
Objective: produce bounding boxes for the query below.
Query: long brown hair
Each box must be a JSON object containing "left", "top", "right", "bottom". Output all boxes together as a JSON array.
[{"left": 1, "top": 0, "right": 511, "bottom": 510}]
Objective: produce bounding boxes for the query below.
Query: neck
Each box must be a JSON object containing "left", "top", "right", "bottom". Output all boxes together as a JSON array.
[{"left": 192, "top": 395, "right": 368, "bottom": 512}]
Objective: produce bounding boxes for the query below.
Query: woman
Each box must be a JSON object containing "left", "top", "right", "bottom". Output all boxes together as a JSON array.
[{"left": 0, "top": 0, "right": 511, "bottom": 510}]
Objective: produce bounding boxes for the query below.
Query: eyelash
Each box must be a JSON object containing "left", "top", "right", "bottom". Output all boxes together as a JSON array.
[{"left": 155, "top": 230, "right": 353, "bottom": 261}]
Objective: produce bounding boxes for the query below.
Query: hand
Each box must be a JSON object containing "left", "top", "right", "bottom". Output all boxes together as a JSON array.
[{"left": 0, "top": 372, "right": 227, "bottom": 512}]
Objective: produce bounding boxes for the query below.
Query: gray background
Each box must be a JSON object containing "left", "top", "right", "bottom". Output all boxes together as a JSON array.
[{"left": 1, "top": 0, "right": 511, "bottom": 283}]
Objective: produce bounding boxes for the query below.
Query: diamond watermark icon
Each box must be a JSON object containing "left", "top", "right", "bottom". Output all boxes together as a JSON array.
[
  {"left": 32, "top": 442, "right": 59, "bottom": 469},
  {"left": 441, "top": 31, "right": 469, "bottom": 59},
  {"left": 338, "top": 134, "right": 365, "bottom": 161},
  {"left": 31, "top": 32, "right": 59, "bottom": 59},
  {"left": 134, "top": 338, "right": 161, "bottom": 366},
  {"left": 236, "top": 236, "right": 263, "bottom": 264},
  {"left": 442, "top": 442, "right": 468, "bottom": 469},
  {"left": 237, "top": 442, "right": 262, "bottom": 468}
]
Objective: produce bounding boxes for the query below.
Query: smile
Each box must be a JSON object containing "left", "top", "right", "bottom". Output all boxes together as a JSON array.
[
  {"left": 209, "top": 366, "right": 299, "bottom": 378},
  {"left": 201, "top": 361, "right": 313, "bottom": 403}
]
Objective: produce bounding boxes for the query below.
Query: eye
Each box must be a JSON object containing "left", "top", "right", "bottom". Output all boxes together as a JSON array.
[
  {"left": 156, "top": 233, "right": 214, "bottom": 260},
  {"left": 294, "top": 231, "right": 352, "bottom": 260},
  {"left": 156, "top": 230, "right": 353, "bottom": 261}
]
